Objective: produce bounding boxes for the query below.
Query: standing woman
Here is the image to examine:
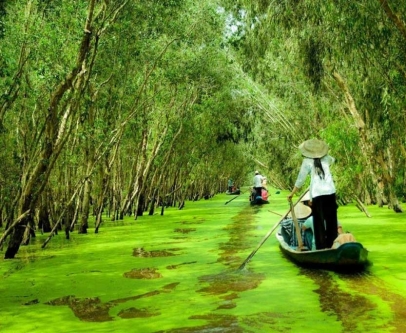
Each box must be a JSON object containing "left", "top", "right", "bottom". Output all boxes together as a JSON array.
[{"left": 287, "top": 139, "right": 338, "bottom": 249}]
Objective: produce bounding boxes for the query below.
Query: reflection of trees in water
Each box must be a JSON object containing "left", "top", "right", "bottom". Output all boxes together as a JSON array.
[
  {"left": 198, "top": 270, "right": 264, "bottom": 295},
  {"left": 218, "top": 206, "right": 259, "bottom": 268},
  {"left": 343, "top": 272, "right": 406, "bottom": 332},
  {"left": 302, "top": 268, "right": 406, "bottom": 332}
]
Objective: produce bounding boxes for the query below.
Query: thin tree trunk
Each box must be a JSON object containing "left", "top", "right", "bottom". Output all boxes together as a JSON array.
[{"left": 3, "top": 1, "right": 96, "bottom": 258}]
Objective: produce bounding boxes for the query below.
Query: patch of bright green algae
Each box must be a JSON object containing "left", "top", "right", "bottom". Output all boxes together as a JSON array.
[{"left": 1, "top": 188, "right": 406, "bottom": 333}]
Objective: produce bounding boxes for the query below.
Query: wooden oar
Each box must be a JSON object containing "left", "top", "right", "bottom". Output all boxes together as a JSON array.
[
  {"left": 238, "top": 189, "right": 309, "bottom": 270},
  {"left": 289, "top": 200, "right": 303, "bottom": 250},
  {"left": 268, "top": 210, "right": 283, "bottom": 217},
  {"left": 225, "top": 195, "right": 240, "bottom": 205}
]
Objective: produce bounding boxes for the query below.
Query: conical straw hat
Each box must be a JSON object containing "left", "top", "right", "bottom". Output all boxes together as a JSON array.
[
  {"left": 293, "top": 203, "right": 312, "bottom": 219},
  {"left": 299, "top": 139, "right": 328, "bottom": 158},
  {"left": 300, "top": 191, "right": 311, "bottom": 202}
]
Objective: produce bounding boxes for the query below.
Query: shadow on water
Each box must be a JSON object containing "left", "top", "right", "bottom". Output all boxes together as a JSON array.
[
  {"left": 152, "top": 268, "right": 263, "bottom": 333},
  {"left": 174, "top": 228, "right": 196, "bottom": 234},
  {"left": 45, "top": 283, "right": 180, "bottom": 321},
  {"left": 196, "top": 204, "right": 265, "bottom": 295},
  {"left": 250, "top": 205, "right": 261, "bottom": 215},
  {"left": 176, "top": 219, "right": 205, "bottom": 225},
  {"left": 341, "top": 270, "right": 406, "bottom": 332},
  {"left": 155, "top": 205, "right": 268, "bottom": 333},
  {"left": 301, "top": 266, "right": 406, "bottom": 332},
  {"left": 44, "top": 203, "right": 263, "bottom": 329},
  {"left": 217, "top": 205, "right": 261, "bottom": 268},
  {"left": 301, "top": 268, "right": 375, "bottom": 331}
]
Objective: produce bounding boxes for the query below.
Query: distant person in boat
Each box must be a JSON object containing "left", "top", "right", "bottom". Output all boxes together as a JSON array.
[
  {"left": 228, "top": 179, "right": 234, "bottom": 193},
  {"left": 261, "top": 177, "right": 269, "bottom": 201},
  {"left": 262, "top": 177, "right": 268, "bottom": 190},
  {"left": 261, "top": 188, "right": 269, "bottom": 201},
  {"left": 287, "top": 139, "right": 338, "bottom": 249},
  {"left": 253, "top": 170, "right": 264, "bottom": 200}
]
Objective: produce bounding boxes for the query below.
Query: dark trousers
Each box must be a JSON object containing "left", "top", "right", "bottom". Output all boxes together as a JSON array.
[
  {"left": 312, "top": 193, "right": 338, "bottom": 249},
  {"left": 254, "top": 187, "right": 262, "bottom": 198}
]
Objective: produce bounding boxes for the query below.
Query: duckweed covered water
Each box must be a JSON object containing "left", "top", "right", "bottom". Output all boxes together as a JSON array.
[{"left": 1, "top": 190, "right": 405, "bottom": 332}]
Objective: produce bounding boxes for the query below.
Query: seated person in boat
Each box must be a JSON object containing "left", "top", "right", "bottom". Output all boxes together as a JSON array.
[
  {"left": 249, "top": 187, "right": 269, "bottom": 202},
  {"left": 261, "top": 188, "right": 269, "bottom": 201},
  {"left": 280, "top": 203, "right": 313, "bottom": 250},
  {"left": 331, "top": 231, "right": 356, "bottom": 249},
  {"left": 262, "top": 177, "right": 268, "bottom": 190},
  {"left": 302, "top": 217, "right": 357, "bottom": 249}
]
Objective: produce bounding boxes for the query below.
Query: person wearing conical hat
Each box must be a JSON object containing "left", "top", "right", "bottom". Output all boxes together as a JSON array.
[
  {"left": 290, "top": 202, "right": 312, "bottom": 220},
  {"left": 287, "top": 139, "right": 338, "bottom": 249}
]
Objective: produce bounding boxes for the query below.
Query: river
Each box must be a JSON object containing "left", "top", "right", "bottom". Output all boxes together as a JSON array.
[{"left": 0, "top": 190, "right": 405, "bottom": 332}]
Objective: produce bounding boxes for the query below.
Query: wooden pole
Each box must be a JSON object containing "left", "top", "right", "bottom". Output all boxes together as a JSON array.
[
  {"left": 238, "top": 188, "right": 309, "bottom": 270},
  {"left": 289, "top": 200, "right": 303, "bottom": 250}
]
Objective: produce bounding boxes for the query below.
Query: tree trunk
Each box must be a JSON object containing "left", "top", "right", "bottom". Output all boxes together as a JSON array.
[
  {"left": 4, "top": 0, "right": 96, "bottom": 258},
  {"left": 95, "top": 163, "right": 110, "bottom": 233},
  {"left": 5, "top": 213, "right": 34, "bottom": 258},
  {"left": 38, "top": 191, "right": 52, "bottom": 233},
  {"left": 78, "top": 178, "right": 91, "bottom": 234}
]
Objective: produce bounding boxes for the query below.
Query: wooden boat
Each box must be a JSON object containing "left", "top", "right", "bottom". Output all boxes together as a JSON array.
[
  {"left": 249, "top": 188, "right": 269, "bottom": 205},
  {"left": 226, "top": 189, "right": 241, "bottom": 195},
  {"left": 276, "top": 231, "right": 368, "bottom": 269},
  {"left": 250, "top": 197, "right": 269, "bottom": 205}
]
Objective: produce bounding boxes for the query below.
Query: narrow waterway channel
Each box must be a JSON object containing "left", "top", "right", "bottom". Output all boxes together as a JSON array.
[{"left": 1, "top": 191, "right": 405, "bottom": 333}]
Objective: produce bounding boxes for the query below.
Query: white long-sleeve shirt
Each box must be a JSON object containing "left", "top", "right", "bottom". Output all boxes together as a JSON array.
[
  {"left": 253, "top": 174, "right": 263, "bottom": 187},
  {"left": 294, "top": 155, "right": 336, "bottom": 199}
]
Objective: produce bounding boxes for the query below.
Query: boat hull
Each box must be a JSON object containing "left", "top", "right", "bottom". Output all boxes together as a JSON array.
[
  {"left": 250, "top": 198, "right": 269, "bottom": 205},
  {"left": 276, "top": 232, "right": 368, "bottom": 269},
  {"left": 226, "top": 189, "right": 241, "bottom": 195}
]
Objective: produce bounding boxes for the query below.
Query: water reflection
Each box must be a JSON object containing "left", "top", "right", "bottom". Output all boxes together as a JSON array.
[
  {"left": 45, "top": 282, "right": 180, "bottom": 322},
  {"left": 342, "top": 272, "right": 406, "bottom": 332},
  {"left": 197, "top": 270, "right": 264, "bottom": 295},
  {"left": 300, "top": 267, "right": 406, "bottom": 332},
  {"left": 174, "top": 228, "right": 196, "bottom": 234},
  {"left": 133, "top": 248, "right": 182, "bottom": 257},
  {"left": 217, "top": 206, "right": 259, "bottom": 268},
  {"left": 301, "top": 268, "right": 376, "bottom": 331},
  {"left": 37, "top": 197, "right": 406, "bottom": 332},
  {"left": 124, "top": 267, "right": 162, "bottom": 279}
]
